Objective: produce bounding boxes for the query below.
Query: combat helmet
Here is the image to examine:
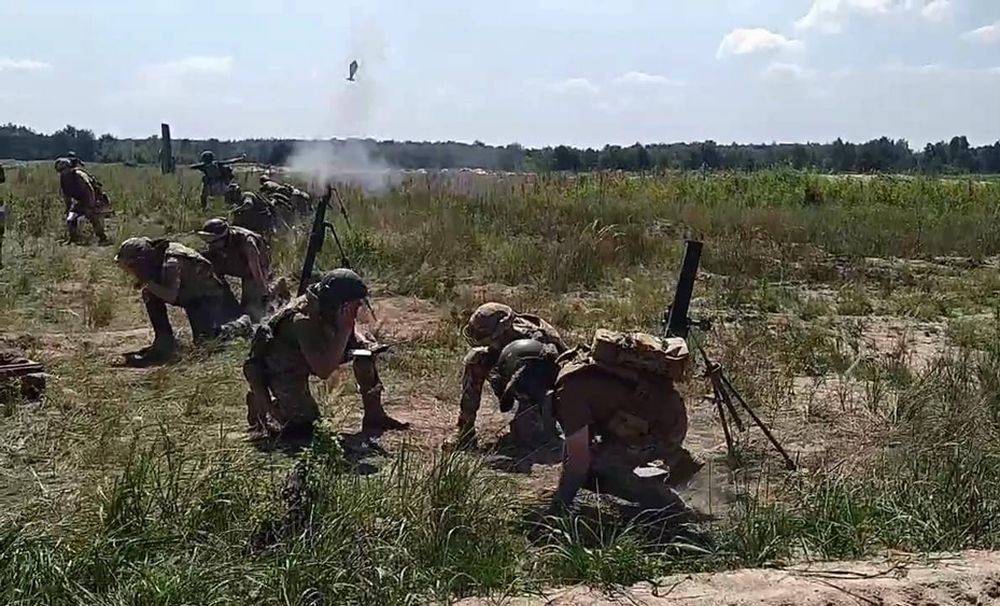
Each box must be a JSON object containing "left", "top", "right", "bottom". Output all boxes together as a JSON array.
[
  {"left": 308, "top": 268, "right": 370, "bottom": 310},
  {"left": 200, "top": 150, "right": 215, "bottom": 164},
  {"left": 197, "top": 218, "right": 231, "bottom": 242},
  {"left": 489, "top": 338, "right": 559, "bottom": 413},
  {"left": 53, "top": 157, "right": 72, "bottom": 172},
  {"left": 114, "top": 237, "right": 154, "bottom": 265},
  {"left": 463, "top": 302, "right": 515, "bottom": 346}
]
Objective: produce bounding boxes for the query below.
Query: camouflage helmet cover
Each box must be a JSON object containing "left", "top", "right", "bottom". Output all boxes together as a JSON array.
[
  {"left": 463, "top": 302, "right": 515, "bottom": 346},
  {"left": 197, "top": 217, "right": 230, "bottom": 242},
  {"left": 200, "top": 150, "right": 215, "bottom": 163},
  {"left": 114, "top": 236, "right": 154, "bottom": 265},
  {"left": 54, "top": 157, "right": 72, "bottom": 172}
]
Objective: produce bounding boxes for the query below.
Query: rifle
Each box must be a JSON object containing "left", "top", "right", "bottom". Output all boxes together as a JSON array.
[
  {"left": 297, "top": 185, "right": 375, "bottom": 318},
  {"left": 664, "top": 239, "right": 796, "bottom": 471}
]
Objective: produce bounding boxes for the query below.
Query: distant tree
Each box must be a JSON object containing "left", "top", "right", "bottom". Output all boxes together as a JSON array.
[{"left": 552, "top": 145, "right": 581, "bottom": 171}]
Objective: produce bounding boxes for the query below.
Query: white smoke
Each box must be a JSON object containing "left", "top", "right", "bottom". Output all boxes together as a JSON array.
[
  {"left": 287, "top": 17, "right": 396, "bottom": 194},
  {"left": 288, "top": 139, "right": 396, "bottom": 195}
]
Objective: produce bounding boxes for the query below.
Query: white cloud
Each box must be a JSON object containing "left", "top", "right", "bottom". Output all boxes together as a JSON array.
[
  {"left": 613, "top": 71, "right": 683, "bottom": 86},
  {"left": 919, "top": 0, "right": 952, "bottom": 23},
  {"left": 962, "top": 21, "right": 1000, "bottom": 45},
  {"left": 796, "top": 0, "right": 898, "bottom": 33},
  {"left": 548, "top": 77, "right": 599, "bottom": 95},
  {"left": 0, "top": 57, "right": 52, "bottom": 72},
  {"left": 763, "top": 62, "right": 818, "bottom": 82},
  {"left": 717, "top": 28, "right": 803, "bottom": 59}
]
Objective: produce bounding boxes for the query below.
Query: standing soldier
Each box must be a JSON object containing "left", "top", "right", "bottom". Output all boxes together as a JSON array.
[
  {"left": 197, "top": 218, "right": 271, "bottom": 321},
  {"left": 457, "top": 302, "right": 566, "bottom": 447},
  {"left": 115, "top": 237, "right": 248, "bottom": 367},
  {"left": 243, "top": 269, "right": 409, "bottom": 439},
  {"left": 55, "top": 158, "right": 110, "bottom": 245},
  {"left": 190, "top": 150, "right": 240, "bottom": 209},
  {"left": 548, "top": 330, "right": 701, "bottom": 513}
]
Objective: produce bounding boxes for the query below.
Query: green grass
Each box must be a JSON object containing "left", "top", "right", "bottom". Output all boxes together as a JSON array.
[{"left": 4, "top": 165, "right": 1000, "bottom": 603}]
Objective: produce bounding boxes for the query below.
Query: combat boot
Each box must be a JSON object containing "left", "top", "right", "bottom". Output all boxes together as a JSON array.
[
  {"left": 360, "top": 386, "right": 410, "bottom": 435},
  {"left": 123, "top": 336, "right": 179, "bottom": 368}
]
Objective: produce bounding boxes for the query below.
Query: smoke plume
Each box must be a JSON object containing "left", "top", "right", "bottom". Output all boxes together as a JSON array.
[{"left": 287, "top": 17, "right": 396, "bottom": 194}]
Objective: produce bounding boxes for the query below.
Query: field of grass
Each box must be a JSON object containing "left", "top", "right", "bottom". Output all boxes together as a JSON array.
[{"left": 2, "top": 165, "right": 1000, "bottom": 604}]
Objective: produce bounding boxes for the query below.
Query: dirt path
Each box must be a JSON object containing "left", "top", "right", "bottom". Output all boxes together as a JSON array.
[{"left": 462, "top": 551, "right": 1000, "bottom": 605}]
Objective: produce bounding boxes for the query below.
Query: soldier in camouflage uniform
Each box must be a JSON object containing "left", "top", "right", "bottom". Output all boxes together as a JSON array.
[
  {"left": 457, "top": 302, "right": 565, "bottom": 446},
  {"left": 547, "top": 343, "right": 700, "bottom": 513},
  {"left": 243, "top": 269, "right": 410, "bottom": 438},
  {"left": 115, "top": 237, "right": 248, "bottom": 367},
  {"left": 260, "top": 174, "right": 312, "bottom": 214},
  {"left": 225, "top": 183, "right": 282, "bottom": 241},
  {"left": 55, "top": 158, "right": 110, "bottom": 245},
  {"left": 191, "top": 151, "right": 236, "bottom": 209},
  {"left": 198, "top": 218, "right": 272, "bottom": 321}
]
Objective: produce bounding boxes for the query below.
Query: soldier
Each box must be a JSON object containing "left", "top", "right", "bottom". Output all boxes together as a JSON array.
[
  {"left": 243, "top": 269, "right": 409, "bottom": 439},
  {"left": 66, "top": 151, "right": 84, "bottom": 168},
  {"left": 191, "top": 150, "right": 237, "bottom": 209},
  {"left": 197, "top": 218, "right": 271, "bottom": 321},
  {"left": 115, "top": 237, "right": 249, "bottom": 367},
  {"left": 55, "top": 158, "right": 110, "bottom": 245},
  {"left": 484, "top": 338, "right": 563, "bottom": 447},
  {"left": 547, "top": 334, "right": 701, "bottom": 513},
  {"left": 226, "top": 183, "right": 282, "bottom": 240},
  {"left": 457, "top": 302, "right": 565, "bottom": 446},
  {"left": 260, "top": 174, "right": 312, "bottom": 215}
]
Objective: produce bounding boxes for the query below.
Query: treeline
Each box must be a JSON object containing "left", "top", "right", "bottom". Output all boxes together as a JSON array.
[{"left": 2, "top": 123, "right": 999, "bottom": 174}]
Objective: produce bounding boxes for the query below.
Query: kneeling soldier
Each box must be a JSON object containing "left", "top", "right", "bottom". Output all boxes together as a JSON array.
[
  {"left": 549, "top": 330, "right": 701, "bottom": 513},
  {"left": 115, "top": 237, "right": 247, "bottom": 367},
  {"left": 243, "top": 269, "right": 410, "bottom": 438},
  {"left": 198, "top": 218, "right": 271, "bottom": 321},
  {"left": 458, "top": 302, "right": 565, "bottom": 446}
]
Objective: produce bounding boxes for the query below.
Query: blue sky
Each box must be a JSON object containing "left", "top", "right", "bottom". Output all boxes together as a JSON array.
[{"left": 1, "top": 0, "right": 998, "bottom": 146}]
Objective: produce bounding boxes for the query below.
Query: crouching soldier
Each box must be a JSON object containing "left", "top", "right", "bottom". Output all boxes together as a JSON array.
[
  {"left": 457, "top": 302, "right": 565, "bottom": 447},
  {"left": 198, "top": 218, "right": 272, "bottom": 321},
  {"left": 115, "top": 237, "right": 249, "bottom": 367},
  {"left": 243, "top": 269, "right": 410, "bottom": 438},
  {"left": 485, "top": 338, "right": 563, "bottom": 447},
  {"left": 55, "top": 158, "right": 110, "bottom": 245},
  {"left": 260, "top": 174, "right": 312, "bottom": 214},
  {"left": 226, "top": 183, "right": 282, "bottom": 241},
  {"left": 549, "top": 330, "right": 702, "bottom": 513}
]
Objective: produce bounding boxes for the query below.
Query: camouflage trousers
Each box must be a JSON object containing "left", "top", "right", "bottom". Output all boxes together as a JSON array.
[
  {"left": 240, "top": 276, "right": 267, "bottom": 322},
  {"left": 144, "top": 288, "right": 242, "bottom": 345},
  {"left": 66, "top": 201, "right": 107, "bottom": 243},
  {"left": 245, "top": 349, "right": 383, "bottom": 435},
  {"left": 586, "top": 442, "right": 694, "bottom": 512}
]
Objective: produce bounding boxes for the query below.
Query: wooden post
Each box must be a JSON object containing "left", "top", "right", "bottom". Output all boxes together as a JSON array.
[{"left": 160, "top": 123, "right": 175, "bottom": 174}]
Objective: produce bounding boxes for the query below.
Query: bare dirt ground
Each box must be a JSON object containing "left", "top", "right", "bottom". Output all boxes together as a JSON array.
[{"left": 462, "top": 551, "right": 1000, "bottom": 605}]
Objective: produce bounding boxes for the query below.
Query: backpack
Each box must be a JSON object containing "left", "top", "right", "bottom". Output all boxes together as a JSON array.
[{"left": 590, "top": 329, "right": 689, "bottom": 381}]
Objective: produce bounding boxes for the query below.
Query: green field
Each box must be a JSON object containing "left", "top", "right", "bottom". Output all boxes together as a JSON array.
[{"left": 3, "top": 165, "right": 1000, "bottom": 604}]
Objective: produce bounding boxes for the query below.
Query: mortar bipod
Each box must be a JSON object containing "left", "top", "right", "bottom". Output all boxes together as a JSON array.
[{"left": 690, "top": 329, "right": 797, "bottom": 471}]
